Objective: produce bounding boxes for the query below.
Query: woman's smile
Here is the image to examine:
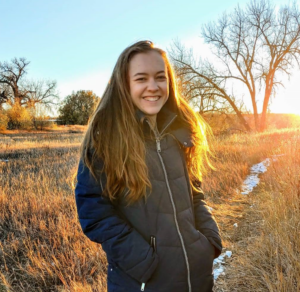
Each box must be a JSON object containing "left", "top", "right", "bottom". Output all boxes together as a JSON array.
[{"left": 143, "top": 96, "right": 160, "bottom": 101}]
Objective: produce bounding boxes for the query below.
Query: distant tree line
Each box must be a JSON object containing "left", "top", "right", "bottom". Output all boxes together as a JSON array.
[{"left": 0, "top": 57, "right": 99, "bottom": 130}]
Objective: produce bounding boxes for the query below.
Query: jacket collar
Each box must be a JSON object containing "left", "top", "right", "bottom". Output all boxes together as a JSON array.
[{"left": 135, "top": 104, "right": 194, "bottom": 148}]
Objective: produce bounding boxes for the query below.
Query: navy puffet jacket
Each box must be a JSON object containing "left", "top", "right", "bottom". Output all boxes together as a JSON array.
[{"left": 75, "top": 104, "right": 223, "bottom": 292}]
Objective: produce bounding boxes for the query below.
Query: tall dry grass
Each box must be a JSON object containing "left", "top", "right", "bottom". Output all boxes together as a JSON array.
[
  {"left": 0, "top": 131, "right": 107, "bottom": 291},
  {"left": 218, "top": 130, "right": 300, "bottom": 292},
  {"left": 0, "top": 127, "right": 299, "bottom": 291}
]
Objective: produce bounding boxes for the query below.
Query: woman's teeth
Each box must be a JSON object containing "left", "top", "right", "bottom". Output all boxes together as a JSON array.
[{"left": 144, "top": 97, "right": 159, "bottom": 101}]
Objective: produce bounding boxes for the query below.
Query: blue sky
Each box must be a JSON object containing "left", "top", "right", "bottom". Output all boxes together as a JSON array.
[{"left": 1, "top": 0, "right": 299, "bottom": 114}]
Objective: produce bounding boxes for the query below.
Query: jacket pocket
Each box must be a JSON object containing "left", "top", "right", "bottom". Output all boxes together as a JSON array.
[
  {"left": 197, "top": 230, "right": 215, "bottom": 256},
  {"left": 141, "top": 235, "right": 156, "bottom": 291}
]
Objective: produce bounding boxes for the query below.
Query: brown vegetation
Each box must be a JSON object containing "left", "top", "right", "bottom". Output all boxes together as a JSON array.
[
  {"left": 0, "top": 126, "right": 299, "bottom": 291},
  {"left": 214, "top": 129, "right": 300, "bottom": 292}
]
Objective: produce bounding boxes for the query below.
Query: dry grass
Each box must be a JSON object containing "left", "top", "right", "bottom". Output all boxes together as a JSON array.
[
  {"left": 0, "top": 127, "right": 299, "bottom": 291},
  {"left": 0, "top": 132, "right": 107, "bottom": 291},
  {"left": 215, "top": 129, "right": 300, "bottom": 292}
]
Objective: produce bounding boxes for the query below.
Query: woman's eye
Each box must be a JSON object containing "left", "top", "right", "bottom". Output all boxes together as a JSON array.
[
  {"left": 136, "top": 78, "right": 146, "bottom": 81},
  {"left": 157, "top": 76, "right": 167, "bottom": 80}
]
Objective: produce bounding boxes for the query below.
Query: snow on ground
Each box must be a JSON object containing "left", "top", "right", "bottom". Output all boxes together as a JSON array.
[
  {"left": 240, "top": 155, "right": 285, "bottom": 195},
  {"left": 240, "top": 158, "right": 270, "bottom": 195},
  {"left": 213, "top": 154, "right": 284, "bottom": 281},
  {"left": 213, "top": 251, "right": 232, "bottom": 280}
]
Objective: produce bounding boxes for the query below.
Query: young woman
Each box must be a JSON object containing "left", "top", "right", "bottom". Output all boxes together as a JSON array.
[{"left": 75, "top": 40, "right": 222, "bottom": 292}]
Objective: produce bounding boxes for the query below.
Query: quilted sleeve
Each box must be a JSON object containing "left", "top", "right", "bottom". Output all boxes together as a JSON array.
[{"left": 75, "top": 158, "right": 158, "bottom": 283}]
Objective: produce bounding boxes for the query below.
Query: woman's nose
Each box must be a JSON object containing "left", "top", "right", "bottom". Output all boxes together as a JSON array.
[{"left": 147, "top": 79, "right": 159, "bottom": 91}]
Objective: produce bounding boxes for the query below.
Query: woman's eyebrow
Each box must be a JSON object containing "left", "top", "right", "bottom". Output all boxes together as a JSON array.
[
  {"left": 133, "top": 70, "right": 166, "bottom": 77},
  {"left": 133, "top": 72, "right": 148, "bottom": 77}
]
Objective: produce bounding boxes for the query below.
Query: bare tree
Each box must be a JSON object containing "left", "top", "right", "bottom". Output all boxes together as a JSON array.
[
  {"left": 248, "top": 0, "right": 300, "bottom": 130},
  {"left": 0, "top": 57, "right": 58, "bottom": 109},
  {"left": 170, "top": 42, "right": 252, "bottom": 131},
  {"left": 171, "top": 0, "right": 300, "bottom": 132},
  {"left": 0, "top": 58, "right": 29, "bottom": 106},
  {"left": 25, "top": 79, "right": 59, "bottom": 111}
]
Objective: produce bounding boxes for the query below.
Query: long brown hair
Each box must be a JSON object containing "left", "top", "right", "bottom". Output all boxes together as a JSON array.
[{"left": 80, "top": 40, "right": 213, "bottom": 204}]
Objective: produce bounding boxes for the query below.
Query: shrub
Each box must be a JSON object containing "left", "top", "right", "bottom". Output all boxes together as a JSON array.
[
  {"left": 59, "top": 90, "right": 100, "bottom": 125},
  {"left": 6, "top": 103, "right": 33, "bottom": 129}
]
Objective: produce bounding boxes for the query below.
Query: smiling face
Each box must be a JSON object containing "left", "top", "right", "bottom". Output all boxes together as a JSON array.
[{"left": 128, "top": 50, "right": 169, "bottom": 125}]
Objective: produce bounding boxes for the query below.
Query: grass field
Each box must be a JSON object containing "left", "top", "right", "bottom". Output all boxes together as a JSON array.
[
  {"left": 0, "top": 126, "right": 299, "bottom": 291},
  {"left": 215, "top": 129, "right": 300, "bottom": 292}
]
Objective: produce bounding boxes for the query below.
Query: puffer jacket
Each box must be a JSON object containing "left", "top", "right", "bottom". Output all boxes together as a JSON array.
[{"left": 75, "top": 103, "right": 223, "bottom": 292}]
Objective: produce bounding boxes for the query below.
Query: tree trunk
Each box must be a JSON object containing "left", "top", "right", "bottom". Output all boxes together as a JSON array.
[
  {"left": 260, "top": 76, "right": 273, "bottom": 132},
  {"left": 250, "top": 92, "right": 259, "bottom": 131},
  {"left": 260, "top": 94, "right": 270, "bottom": 132}
]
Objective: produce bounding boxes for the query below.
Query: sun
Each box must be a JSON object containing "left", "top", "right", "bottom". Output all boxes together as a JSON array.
[{"left": 269, "top": 71, "right": 300, "bottom": 115}]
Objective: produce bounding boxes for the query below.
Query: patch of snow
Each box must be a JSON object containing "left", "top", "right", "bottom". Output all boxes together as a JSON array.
[
  {"left": 213, "top": 251, "right": 233, "bottom": 280},
  {"left": 214, "top": 267, "right": 225, "bottom": 280},
  {"left": 233, "top": 223, "right": 238, "bottom": 227},
  {"left": 241, "top": 158, "right": 270, "bottom": 195},
  {"left": 240, "top": 155, "right": 284, "bottom": 195}
]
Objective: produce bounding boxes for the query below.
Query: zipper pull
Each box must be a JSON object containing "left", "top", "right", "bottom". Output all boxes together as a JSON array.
[
  {"left": 156, "top": 139, "right": 161, "bottom": 152},
  {"left": 141, "top": 282, "right": 146, "bottom": 291},
  {"left": 150, "top": 236, "right": 156, "bottom": 252}
]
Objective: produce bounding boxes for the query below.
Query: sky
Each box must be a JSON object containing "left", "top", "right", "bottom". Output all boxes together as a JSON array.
[{"left": 0, "top": 0, "right": 299, "bottom": 115}]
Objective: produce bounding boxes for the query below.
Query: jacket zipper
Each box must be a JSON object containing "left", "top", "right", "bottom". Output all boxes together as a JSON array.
[
  {"left": 145, "top": 118, "right": 192, "bottom": 292},
  {"left": 141, "top": 236, "right": 156, "bottom": 291}
]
